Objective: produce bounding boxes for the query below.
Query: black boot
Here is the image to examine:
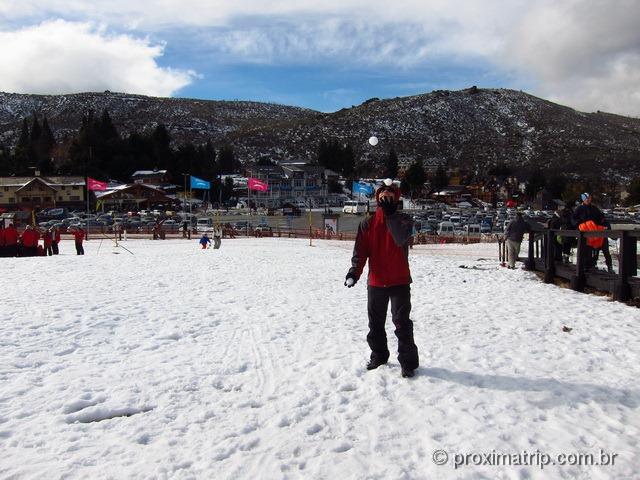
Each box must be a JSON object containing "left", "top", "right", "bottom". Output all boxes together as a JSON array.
[
  {"left": 401, "top": 368, "right": 415, "bottom": 378},
  {"left": 366, "top": 358, "right": 387, "bottom": 370}
]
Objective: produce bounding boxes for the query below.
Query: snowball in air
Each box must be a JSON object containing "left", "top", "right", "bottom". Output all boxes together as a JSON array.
[{"left": 368, "top": 136, "right": 378, "bottom": 146}]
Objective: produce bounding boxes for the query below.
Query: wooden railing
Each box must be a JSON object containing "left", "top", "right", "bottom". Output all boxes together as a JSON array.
[{"left": 511, "top": 228, "right": 639, "bottom": 302}]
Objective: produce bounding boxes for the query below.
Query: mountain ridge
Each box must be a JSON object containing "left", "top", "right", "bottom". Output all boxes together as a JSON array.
[{"left": 1, "top": 88, "right": 639, "bottom": 181}]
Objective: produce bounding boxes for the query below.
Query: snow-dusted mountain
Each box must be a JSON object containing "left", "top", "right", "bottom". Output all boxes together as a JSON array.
[{"left": 1, "top": 88, "right": 639, "bottom": 179}]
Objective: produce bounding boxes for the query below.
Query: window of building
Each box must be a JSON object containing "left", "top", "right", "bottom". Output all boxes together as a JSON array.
[
  {"left": 22, "top": 197, "right": 30, "bottom": 202},
  {"left": 3, "top": 187, "right": 8, "bottom": 191},
  {"left": 44, "top": 197, "right": 51, "bottom": 202},
  {"left": 294, "top": 180, "right": 303, "bottom": 188},
  {"left": 72, "top": 186, "right": 79, "bottom": 190},
  {"left": 61, "top": 186, "right": 66, "bottom": 190},
  {"left": 9, "top": 198, "right": 15, "bottom": 203},
  {"left": 70, "top": 196, "right": 80, "bottom": 201}
]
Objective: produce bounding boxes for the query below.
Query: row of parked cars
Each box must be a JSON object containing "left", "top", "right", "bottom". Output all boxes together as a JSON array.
[
  {"left": 412, "top": 204, "right": 640, "bottom": 238},
  {"left": 36, "top": 209, "right": 193, "bottom": 233}
]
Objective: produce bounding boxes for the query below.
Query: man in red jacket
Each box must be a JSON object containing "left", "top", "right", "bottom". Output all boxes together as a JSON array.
[
  {"left": 4, "top": 223, "right": 18, "bottom": 257},
  {"left": 72, "top": 227, "right": 85, "bottom": 255},
  {"left": 20, "top": 225, "right": 40, "bottom": 257},
  {"left": 0, "top": 223, "right": 5, "bottom": 257},
  {"left": 345, "top": 181, "right": 419, "bottom": 378}
]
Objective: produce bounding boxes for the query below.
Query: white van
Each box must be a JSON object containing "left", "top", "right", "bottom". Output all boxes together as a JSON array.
[
  {"left": 464, "top": 224, "right": 482, "bottom": 237},
  {"left": 343, "top": 201, "right": 370, "bottom": 214},
  {"left": 196, "top": 217, "right": 213, "bottom": 230},
  {"left": 437, "top": 221, "right": 455, "bottom": 235}
]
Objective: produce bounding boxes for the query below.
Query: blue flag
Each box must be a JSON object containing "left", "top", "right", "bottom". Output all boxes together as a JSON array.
[
  {"left": 190, "top": 176, "right": 211, "bottom": 189},
  {"left": 352, "top": 181, "right": 374, "bottom": 196}
]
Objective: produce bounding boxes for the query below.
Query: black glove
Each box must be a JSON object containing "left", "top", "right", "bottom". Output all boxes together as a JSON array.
[
  {"left": 344, "top": 272, "right": 357, "bottom": 288},
  {"left": 379, "top": 196, "right": 398, "bottom": 215}
]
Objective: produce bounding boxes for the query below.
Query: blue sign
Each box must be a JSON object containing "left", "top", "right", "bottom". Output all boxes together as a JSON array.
[
  {"left": 352, "top": 181, "right": 374, "bottom": 195},
  {"left": 190, "top": 176, "right": 211, "bottom": 189}
]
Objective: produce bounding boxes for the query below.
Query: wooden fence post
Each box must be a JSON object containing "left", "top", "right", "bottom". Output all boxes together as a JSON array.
[
  {"left": 544, "top": 229, "right": 555, "bottom": 283},
  {"left": 613, "top": 231, "right": 636, "bottom": 302},
  {"left": 571, "top": 232, "right": 586, "bottom": 292},
  {"left": 526, "top": 232, "right": 535, "bottom": 270}
]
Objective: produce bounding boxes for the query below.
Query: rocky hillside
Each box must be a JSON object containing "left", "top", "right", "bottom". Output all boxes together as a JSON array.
[{"left": 1, "top": 88, "right": 639, "bottom": 180}]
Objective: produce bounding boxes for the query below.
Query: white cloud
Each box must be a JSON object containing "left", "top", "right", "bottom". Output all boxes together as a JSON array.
[
  {"left": 0, "top": 20, "right": 196, "bottom": 96},
  {"left": 500, "top": 0, "right": 640, "bottom": 115},
  {"left": 1, "top": 1, "right": 639, "bottom": 115}
]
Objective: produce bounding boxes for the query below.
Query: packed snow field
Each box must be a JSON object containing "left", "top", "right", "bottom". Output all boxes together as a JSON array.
[{"left": 1, "top": 238, "right": 639, "bottom": 480}]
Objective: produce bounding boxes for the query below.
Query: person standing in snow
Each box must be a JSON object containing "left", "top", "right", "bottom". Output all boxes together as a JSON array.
[
  {"left": 213, "top": 224, "right": 222, "bottom": 249},
  {"left": 0, "top": 223, "right": 5, "bottom": 257},
  {"left": 199, "top": 233, "right": 211, "bottom": 249},
  {"left": 43, "top": 229, "right": 53, "bottom": 256},
  {"left": 20, "top": 225, "right": 40, "bottom": 257},
  {"left": 503, "top": 212, "right": 531, "bottom": 269},
  {"left": 4, "top": 223, "right": 18, "bottom": 257},
  {"left": 52, "top": 226, "right": 61, "bottom": 255},
  {"left": 344, "top": 181, "right": 419, "bottom": 378},
  {"left": 72, "top": 227, "right": 85, "bottom": 255},
  {"left": 572, "top": 193, "right": 611, "bottom": 271}
]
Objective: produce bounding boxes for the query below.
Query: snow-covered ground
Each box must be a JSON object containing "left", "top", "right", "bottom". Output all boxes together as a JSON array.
[{"left": 1, "top": 238, "right": 639, "bottom": 480}]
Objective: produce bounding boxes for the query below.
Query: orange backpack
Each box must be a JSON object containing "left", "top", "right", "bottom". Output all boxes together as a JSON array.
[{"left": 578, "top": 220, "right": 605, "bottom": 249}]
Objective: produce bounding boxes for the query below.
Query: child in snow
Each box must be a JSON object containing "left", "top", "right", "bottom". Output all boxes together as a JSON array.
[{"left": 199, "top": 233, "right": 211, "bottom": 249}]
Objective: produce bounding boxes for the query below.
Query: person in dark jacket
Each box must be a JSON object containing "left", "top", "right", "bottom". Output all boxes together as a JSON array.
[
  {"left": 546, "top": 205, "right": 573, "bottom": 262},
  {"left": 199, "top": 233, "right": 211, "bottom": 249},
  {"left": 572, "top": 192, "right": 605, "bottom": 226},
  {"left": 503, "top": 212, "right": 531, "bottom": 269},
  {"left": 52, "top": 226, "right": 61, "bottom": 255},
  {"left": 572, "top": 193, "right": 607, "bottom": 269},
  {"left": 43, "top": 229, "right": 53, "bottom": 256},
  {"left": 345, "top": 181, "right": 419, "bottom": 378}
]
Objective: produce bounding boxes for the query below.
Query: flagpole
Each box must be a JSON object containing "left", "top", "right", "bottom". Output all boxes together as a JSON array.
[{"left": 86, "top": 147, "right": 91, "bottom": 240}]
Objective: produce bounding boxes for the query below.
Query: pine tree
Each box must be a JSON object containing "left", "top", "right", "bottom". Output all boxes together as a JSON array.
[
  {"left": 217, "top": 145, "right": 236, "bottom": 174},
  {"left": 383, "top": 149, "right": 399, "bottom": 179},
  {"left": 35, "top": 117, "right": 56, "bottom": 174},
  {"left": 432, "top": 164, "right": 449, "bottom": 192},
  {"left": 403, "top": 161, "right": 427, "bottom": 197},
  {"left": 98, "top": 109, "right": 119, "bottom": 141},
  {"left": 625, "top": 177, "right": 640, "bottom": 206},
  {"left": 13, "top": 118, "right": 32, "bottom": 175}
]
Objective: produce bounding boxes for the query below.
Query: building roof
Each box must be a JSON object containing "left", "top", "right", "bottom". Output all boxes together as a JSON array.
[
  {"left": 0, "top": 176, "right": 85, "bottom": 187},
  {"left": 94, "top": 183, "right": 166, "bottom": 199},
  {"left": 131, "top": 170, "right": 168, "bottom": 177},
  {"left": 15, "top": 177, "right": 59, "bottom": 192}
]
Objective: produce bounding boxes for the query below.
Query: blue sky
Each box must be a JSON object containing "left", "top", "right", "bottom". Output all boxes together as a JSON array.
[{"left": 0, "top": 1, "right": 638, "bottom": 115}]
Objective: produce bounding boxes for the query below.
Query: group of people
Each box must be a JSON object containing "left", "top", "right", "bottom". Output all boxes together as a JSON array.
[
  {"left": 199, "top": 225, "right": 223, "bottom": 250},
  {"left": 503, "top": 192, "right": 613, "bottom": 273},
  {"left": 544, "top": 192, "right": 612, "bottom": 272},
  {"left": 0, "top": 223, "right": 86, "bottom": 256}
]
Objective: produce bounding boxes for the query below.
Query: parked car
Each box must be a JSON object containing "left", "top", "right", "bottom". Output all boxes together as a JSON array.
[{"left": 437, "top": 221, "right": 455, "bottom": 235}]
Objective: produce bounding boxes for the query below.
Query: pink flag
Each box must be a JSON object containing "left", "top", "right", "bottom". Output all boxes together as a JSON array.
[
  {"left": 87, "top": 177, "right": 108, "bottom": 191},
  {"left": 248, "top": 177, "right": 268, "bottom": 192}
]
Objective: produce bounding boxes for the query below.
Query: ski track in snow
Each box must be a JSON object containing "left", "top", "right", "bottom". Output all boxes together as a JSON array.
[{"left": 0, "top": 238, "right": 639, "bottom": 479}]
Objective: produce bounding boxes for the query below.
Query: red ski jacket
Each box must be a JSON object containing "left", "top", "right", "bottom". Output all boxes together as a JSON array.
[
  {"left": 73, "top": 230, "right": 85, "bottom": 243},
  {"left": 21, "top": 228, "right": 40, "bottom": 248},
  {"left": 349, "top": 205, "right": 414, "bottom": 287},
  {"left": 4, "top": 226, "right": 18, "bottom": 245},
  {"left": 0, "top": 228, "right": 4, "bottom": 246}
]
